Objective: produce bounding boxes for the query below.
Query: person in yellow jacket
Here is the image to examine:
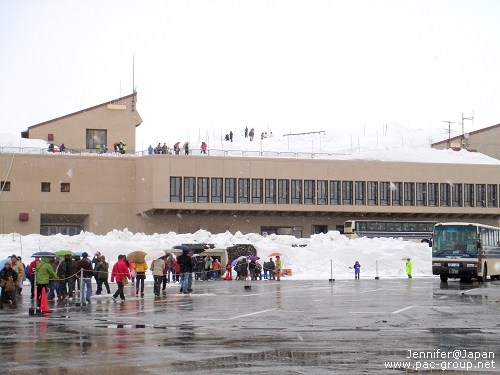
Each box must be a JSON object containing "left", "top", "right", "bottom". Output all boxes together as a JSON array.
[
  {"left": 135, "top": 260, "right": 148, "bottom": 296},
  {"left": 406, "top": 258, "right": 412, "bottom": 278},
  {"left": 275, "top": 256, "right": 282, "bottom": 281}
]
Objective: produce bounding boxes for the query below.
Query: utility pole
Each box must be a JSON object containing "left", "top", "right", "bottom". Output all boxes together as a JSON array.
[
  {"left": 461, "top": 112, "right": 474, "bottom": 148},
  {"left": 442, "top": 120, "right": 453, "bottom": 148}
]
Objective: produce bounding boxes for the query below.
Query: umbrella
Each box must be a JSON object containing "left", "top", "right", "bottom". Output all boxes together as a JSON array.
[
  {"left": 72, "top": 251, "right": 83, "bottom": 257},
  {"left": 31, "top": 251, "right": 57, "bottom": 258},
  {"left": 401, "top": 257, "right": 411, "bottom": 260},
  {"left": 163, "top": 250, "right": 171, "bottom": 256},
  {"left": 54, "top": 250, "right": 73, "bottom": 256},
  {"left": 268, "top": 252, "right": 281, "bottom": 257},
  {"left": 127, "top": 251, "right": 147, "bottom": 263},
  {"left": 248, "top": 256, "right": 260, "bottom": 261},
  {"left": 145, "top": 250, "right": 166, "bottom": 261},
  {"left": 173, "top": 245, "right": 192, "bottom": 252},
  {"left": 231, "top": 256, "right": 246, "bottom": 267}
]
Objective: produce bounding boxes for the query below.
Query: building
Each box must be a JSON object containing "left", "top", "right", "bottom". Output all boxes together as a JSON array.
[
  {"left": 431, "top": 123, "right": 500, "bottom": 160},
  {"left": 1, "top": 93, "right": 500, "bottom": 237}
]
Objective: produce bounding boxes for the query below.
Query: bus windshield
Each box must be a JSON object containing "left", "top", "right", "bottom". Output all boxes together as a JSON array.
[{"left": 432, "top": 225, "right": 478, "bottom": 256}]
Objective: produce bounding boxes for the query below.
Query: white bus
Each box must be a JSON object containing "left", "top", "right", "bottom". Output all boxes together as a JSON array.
[
  {"left": 344, "top": 220, "right": 436, "bottom": 242},
  {"left": 431, "top": 222, "right": 500, "bottom": 282}
]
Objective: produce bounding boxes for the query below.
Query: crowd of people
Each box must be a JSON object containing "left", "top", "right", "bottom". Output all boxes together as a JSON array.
[{"left": 0, "top": 251, "right": 285, "bottom": 310}]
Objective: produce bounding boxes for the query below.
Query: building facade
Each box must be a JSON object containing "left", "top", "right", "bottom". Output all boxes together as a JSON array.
[{"left": 1, "top": 94, "right": 500, "bottom": 237}]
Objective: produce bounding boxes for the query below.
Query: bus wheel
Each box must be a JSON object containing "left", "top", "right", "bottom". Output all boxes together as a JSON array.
[
  {"left": 478, "top": 264, "right": 488, "bottom": 282},
  {"left": 440, "top": 274, "right": 448, "bottom": 282}
]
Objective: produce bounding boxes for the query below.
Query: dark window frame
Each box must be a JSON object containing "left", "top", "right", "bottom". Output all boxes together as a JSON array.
[
  {"left": 211, "top": 178, "right": 223, "bottom": 203},
  {"left": 197, "top": 177, "right": 209, "bottom": 203},
  {"left": 265, "top": 179, "right": 276, "bottom": 204},
  {"left": 225, "top": 178, "right": 236, "bottom": 203},
  {"left": 317, "top": 180, "right": 328, "bottom": 205},
  {"left": 170, "top": 177, "right": 182, "bottom": 202},
  {"left": 291, "top": 180, "right": 302, "bottom": 204},
  {"left": 183, "top": 177, "right": 195, "bottom": 203},
  {"left": 238, "top": 178, "right": 250, "bottom": 204},
  {"left": 278, "top": 179, "right": 289, "bottom": 204},
  {"left": 304, "top": 180, "right": 315, "bottom": 205}
]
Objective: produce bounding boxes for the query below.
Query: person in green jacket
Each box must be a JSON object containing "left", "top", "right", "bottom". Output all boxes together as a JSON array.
[
  {"left": 35, "top": 257, "right": 58, "bottom": 308},
  {"left": 406, "top": 258, "right": 412, "bottom": 278}
]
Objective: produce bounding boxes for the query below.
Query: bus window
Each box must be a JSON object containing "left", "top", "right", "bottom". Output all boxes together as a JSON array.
[{"left": 358, "top": 222, "right": 367, "bottom": 231}]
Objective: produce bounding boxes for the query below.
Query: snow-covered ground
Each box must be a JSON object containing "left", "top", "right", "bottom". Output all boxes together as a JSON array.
[{"left": 0, "top": 229, "right": 430, "bottom": 281}]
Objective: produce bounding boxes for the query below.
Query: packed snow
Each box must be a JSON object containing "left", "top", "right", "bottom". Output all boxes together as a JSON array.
[{"left": 0, "top": 229, "right": 430, "bottom": 281}]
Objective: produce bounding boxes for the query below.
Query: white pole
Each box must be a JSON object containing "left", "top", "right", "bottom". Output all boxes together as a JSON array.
[{"left": 375, "top": 260, "right": 379, "bottom": 279}]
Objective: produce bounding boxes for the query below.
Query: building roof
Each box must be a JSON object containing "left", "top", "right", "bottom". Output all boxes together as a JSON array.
[
  {"left": 25, "top": 92, "right": 141, "bottom": 131},
  {"left": 431, "top": 122, "right": 500, "bottom": 146}
]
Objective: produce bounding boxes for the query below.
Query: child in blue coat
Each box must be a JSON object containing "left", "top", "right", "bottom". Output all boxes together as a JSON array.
[{"left": 353, "top": 261, "right": 361, "bottom": 279}]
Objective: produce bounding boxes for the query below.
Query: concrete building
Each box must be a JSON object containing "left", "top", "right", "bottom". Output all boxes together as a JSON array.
[
  {"left": 431, "top": 123, "right": 500, "bottom": 160},
  {"left": 1, "top": 93, "right": 500, "bottom": 237}
]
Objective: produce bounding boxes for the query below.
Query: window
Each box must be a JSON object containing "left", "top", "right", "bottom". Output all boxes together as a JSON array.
[
  {"left": 342, "top": 181, "right": 353, "bottom": 205},
  {"left": 252, "top": 179, "right": 263, "bottom": 204},
  {"left": 211, "top": 178, "right": 223, "bottom": 203},
  {"left": 278, "top": 179, "right": 289, "bottom": 204},
  {"left": 60, "top": 183, "right": 70, "bottom": 193},
  {"left": 86, "top": 129, "right": 107, "bottom": 149},
  {"left": 265, "top": 179, "right": 276, "bottom": 204},
  {"left": 440, "top": 183, "right": 450, "bottom": 207},
  {"left": 464, "top": 184, "right": 474, "bottom": 207},
  {"left": 404, "top": 182, "right": 415, "bottom": 206},
  {"left": 0, "top": 181, "right": 10, "bottom": 192},
  {"left": 368, "top": 182, "right": 378, "bottom": 205},
  {"left": 197, "top": 177, "right": 209, "bottom": 203},
  {"left": 392, "top": 182, "right": 402, "bottom": 206},
  {"left": 238, "top": 178, "right": 250, "bottom": 203},
  {"left": 41, "top": 182, "right": 51, "bottom": 192},
  {"left": 428, "top": 183, "right": 439, "bottom": 206},
  {"left": 487, "top": 184, "right": 497, "bottom": 208},
  {"left": 452, "top": 183, "right": 462, "bottom": 207},
  {"left": 225, "top": 178, "right": 236, "bottom": 203},
  {"left": 170, "top": 177, "right": 182, "bottom": 202},
  {"left": 291, "top": 180, "right": 302, "bottom": 204},
  {"left": 304, "top": 180, "right": 315, "bottom": 204},
  {"left": 312, "top": 225, "right": 328, "bottom": 234},
  {"left": 184, "top": 177, "right": 195, "bottom": 202},
  {"left": 476, "top": 184, "right": 486, "bottom": 207},
  {"left": 380, "top": 182, "right": 390, "bottom": 206},
  {"left": 330, "top": 181, "right": 340, "bottom": 205},
  {"left": 416, "top": 183, "right": 427, "bottom": 206},
  {"left": 355, "top": 181, "right": 365, "bottom": 205},
  {"left": 317, "top": 180, "right": 328, "bottom": 205}
]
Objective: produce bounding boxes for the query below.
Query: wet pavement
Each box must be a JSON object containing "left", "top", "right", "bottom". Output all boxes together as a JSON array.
[{"left": 2, "top": 277, "right": 500, "bottom": 374}]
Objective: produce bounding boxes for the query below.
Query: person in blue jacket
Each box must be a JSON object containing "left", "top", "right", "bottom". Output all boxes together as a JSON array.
[{"left": 353, "top": 261, "right": 361, "bottom": 279}]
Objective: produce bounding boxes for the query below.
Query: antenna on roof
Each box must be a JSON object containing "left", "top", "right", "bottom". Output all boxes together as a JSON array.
[{"left": 132, "top": 55, "right": 135, "bottom": 112}]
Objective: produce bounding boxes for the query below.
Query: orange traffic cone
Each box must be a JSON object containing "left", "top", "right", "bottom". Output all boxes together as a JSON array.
[{"left": 40, "top": 287, "right": 50, "bottom": 313}]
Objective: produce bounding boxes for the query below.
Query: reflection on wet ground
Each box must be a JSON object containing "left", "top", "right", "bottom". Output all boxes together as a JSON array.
[{"left": 1, "top": 279, "right": 500, "bottom": 374}]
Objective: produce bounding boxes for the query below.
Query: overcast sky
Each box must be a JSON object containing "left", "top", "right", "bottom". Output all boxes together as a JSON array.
[{"left": 1, "top": 0, "right": 499, "bottom": 150}]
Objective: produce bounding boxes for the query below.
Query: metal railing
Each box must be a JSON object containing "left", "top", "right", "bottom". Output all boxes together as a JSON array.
[{"left": 0, "top": 146, "right": 350, "bottom": 160}]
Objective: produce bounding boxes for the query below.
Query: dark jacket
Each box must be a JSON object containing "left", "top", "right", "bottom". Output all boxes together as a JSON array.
[
  {"left": 177, "top": 253, "right": 192, "bottom": 273},
  {"left": 95, "top": 261, "right": 109, "bottom": 280},
  {"left": 76, "top": 257, "right": 94, "bottom": 279},
  {"left": 0, "top": 267, "right": 18, "bottom": 283}
]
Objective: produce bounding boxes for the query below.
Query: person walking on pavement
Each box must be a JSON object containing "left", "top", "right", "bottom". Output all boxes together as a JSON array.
[
  {"left": 111, "top": 255, "right": 130, "bottom": 302},
  {"left": 95, "top": 255, "right": 111, "bottom": 295},
  {"left": 177, "top": 250, "right": 192, "bottom": 294},
  {"left": 406, "top": 258, "right": 412, "bottom": 278},
  {"left": 75, "top": 252, "right": 93, "bottom": 304},
  {"left": 35, "top": 257, "right": 58, "bottom": 311},
  {"left": 134, "top": 260, "right": 148, "bottom": 297},
  {"left": 151, "top": 257, "right": 165, "bottom": 297},
  {"left": 353, "top": 261, "right": 361, "bottom": 279}
]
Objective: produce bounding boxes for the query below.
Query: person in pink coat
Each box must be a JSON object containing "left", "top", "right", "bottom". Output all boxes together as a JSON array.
[{"left": 110, "top": 255, "right": 130, "bottom": 302}]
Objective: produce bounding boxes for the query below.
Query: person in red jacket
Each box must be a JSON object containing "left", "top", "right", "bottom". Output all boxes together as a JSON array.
[{"left": 110, "top": 255, "right": 130, "bottom": 302}]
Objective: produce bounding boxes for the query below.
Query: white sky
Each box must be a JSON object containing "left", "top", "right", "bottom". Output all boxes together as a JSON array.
[
  {"left": 1, "top": 1, "right": 499, "bottom": 151},
  {"left": 0, "top": 230, "right": 431, "bottom": 281}
]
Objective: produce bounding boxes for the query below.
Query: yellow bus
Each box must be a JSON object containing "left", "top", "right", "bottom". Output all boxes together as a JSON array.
[{"left": 431, "top": 222, "right": 500, "bottom": 282}]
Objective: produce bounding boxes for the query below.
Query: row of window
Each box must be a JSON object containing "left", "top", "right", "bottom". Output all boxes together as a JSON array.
[
  {"left": 1, "top": 181, "right": 70, "bottom": 193},
  {"left": 170, "top": 177, "right": 500, "bottom": 208}
]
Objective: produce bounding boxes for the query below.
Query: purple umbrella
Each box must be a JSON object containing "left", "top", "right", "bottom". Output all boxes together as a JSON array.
[{"left": 248, "top": 256, "right": 260, "bottom": 261}]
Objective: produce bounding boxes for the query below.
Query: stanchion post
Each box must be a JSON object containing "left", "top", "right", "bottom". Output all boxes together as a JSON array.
[
  {"left": 329, "top": 259, "right": 335, "bottom": 282},
  {"left": 375, "top": 260, "right": 380, "bottom": 280},
  {"left": 76, "top": 268, "right": 85, "bottom": 307}
]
